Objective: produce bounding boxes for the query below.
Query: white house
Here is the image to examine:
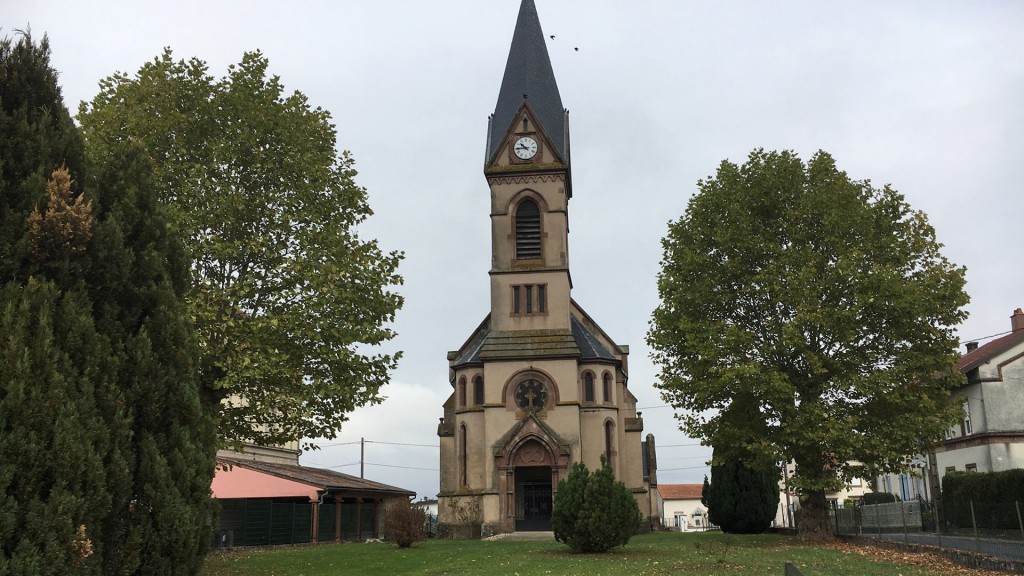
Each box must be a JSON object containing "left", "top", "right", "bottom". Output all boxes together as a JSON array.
[
  {"left": 658, "top": 484, "right": 710, "bottom": 532},
  {"left": 934, "top": 308, "right": 1024, "bottom": 483}
]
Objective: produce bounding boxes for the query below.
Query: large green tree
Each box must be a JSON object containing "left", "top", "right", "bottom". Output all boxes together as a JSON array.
[
  {"left": 78, "top": 50, "right": 404, "bottom": 446},
  {"left": 647, "top": 149, "right": 968, "bottom": 540}
]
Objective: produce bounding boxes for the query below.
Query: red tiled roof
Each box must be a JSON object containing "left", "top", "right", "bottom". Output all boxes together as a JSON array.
[
  {"left": 218, "top": 456, "right": 414, "bottom": 496},
  {"left": 956, "top": 329, "right": 1024, "bottom": 373},
  {"left": 658, "top": 484, "right": 704, "bottom": 500}
]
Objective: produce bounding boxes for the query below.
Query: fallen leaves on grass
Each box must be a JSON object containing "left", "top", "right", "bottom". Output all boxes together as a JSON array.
[{"left": 822, "top": 540, "right": 1013, "bottom": 575}]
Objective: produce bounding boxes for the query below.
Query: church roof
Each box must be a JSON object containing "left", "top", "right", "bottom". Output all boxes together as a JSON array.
[
  {"left": 571, "top": 315, "right": 617, "bottom": 361},
  {"left": 487, "top": 0, "right": 567, "bottom": 163},
  {"left": 450, "top": 312, "right": 618, "bottom": 369}
]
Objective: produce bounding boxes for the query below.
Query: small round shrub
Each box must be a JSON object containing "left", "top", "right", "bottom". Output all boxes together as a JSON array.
[{"left": 384, "top": 498, "right": 426, "bottom": 548}]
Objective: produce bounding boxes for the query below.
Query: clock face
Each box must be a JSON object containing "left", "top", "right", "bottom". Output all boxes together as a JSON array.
[
  {"left": 515, "top": 379, "right": 547, "bottom": 411},
  {"left": 513, "top": 136, "right": 538, "bottom": 160}
]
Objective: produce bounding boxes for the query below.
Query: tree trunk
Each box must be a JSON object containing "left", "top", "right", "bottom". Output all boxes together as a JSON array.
[{"left": 797, "top": 489, "right": 834, "bottom": 541}]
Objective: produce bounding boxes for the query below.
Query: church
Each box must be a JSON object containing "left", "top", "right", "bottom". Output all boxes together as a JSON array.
[{"left": 437, "top": 0, "right": 656, "bottom": 537}]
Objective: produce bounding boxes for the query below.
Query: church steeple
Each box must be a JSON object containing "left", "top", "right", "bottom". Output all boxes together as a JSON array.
[{"left": 487, "top": 0, "right": 567, "bottom": 165}]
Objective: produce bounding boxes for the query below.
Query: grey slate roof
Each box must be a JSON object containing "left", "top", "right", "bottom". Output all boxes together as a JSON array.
[
  {"left": 487, "top": 0, "right": 567, "bottom": 163},
  {"left": 450, "top": 313, "right": 618, "bottom": 368},
  {"left": 571, "top": 315, "right": 617, "bottom": 361}
]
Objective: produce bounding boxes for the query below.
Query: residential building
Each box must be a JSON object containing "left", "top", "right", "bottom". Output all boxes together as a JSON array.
[
  {"left": 437, "top": 0, "right": 652, "bottom": 536},
  {"left": 933, "top": 308, "right": 1024, "bottom": 482},
  {"left": 659, "top": 484, "right": 710, "bottom": 532}
]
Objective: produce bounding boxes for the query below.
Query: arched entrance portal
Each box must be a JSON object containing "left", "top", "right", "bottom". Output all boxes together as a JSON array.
[
  {"left": 515, "top": 465, "right": 552, "bottom": 531},
  {"left": 494, "top": 416, "right": 571, "bottom": 533}
]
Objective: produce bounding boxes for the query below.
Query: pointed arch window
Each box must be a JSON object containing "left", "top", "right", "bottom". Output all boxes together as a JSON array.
[
  {"left": 602, "top": 372, "right": 612, "bottom": 403},
  {"left": 514, "top": 199, "right": 541, "bottom": 260},
  {"left": 458, "top": 377, "right": 467, "bottom": 408}
]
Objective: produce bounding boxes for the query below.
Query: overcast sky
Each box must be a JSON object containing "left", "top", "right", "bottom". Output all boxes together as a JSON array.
[{"left": 7, "top": 0, "right": 1023, "bottom": 501}]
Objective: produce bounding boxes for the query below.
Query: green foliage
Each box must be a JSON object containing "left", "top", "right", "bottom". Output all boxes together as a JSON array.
[
  {"left": 1, "top": 32, "right": 215, "bottom": 575},
  {"left": 942, "top": 469, "right": 1024, "bottom": 530},
  {"left": 862, "top": 492, "right": 897, "bottom": 505},
  {"left": 78, "top": 49, "right": 404, "bottom": 447},
  {"left": 383, "top": 499, "right": 427, "bottom": 548},
  {"left": 86, "top": 142, "right": 218, "bottom": 575},
  {"left": 0, "top": 281, "right": 109, "bottom": 575},
  {"left": 704, "top": 450, "right": 779, "bottom": 534},
  {"left": 0, "top": 31, "right": 86, "bottom": 284},
  {"left": 552, "top": 460, "right": 641, "bottom": 553},
  {"left": 647, "top": 149, "right": 969, "bottom": 539}
]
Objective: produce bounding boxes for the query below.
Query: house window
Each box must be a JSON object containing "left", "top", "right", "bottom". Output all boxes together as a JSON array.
[
  {"left": 460, "top": 425, "right": 468, "bottom": 486},
  {"left": 966, "top": 463, "right": 977, "bottom": 473},
  {"left": 473, "top": 376, "right": 484, "bottom": 406},
  {"left": 962, "top": 401, "right": 972, "bottom": 436},
  {"left": 584, "top": 372, "right": 595, "bottom": 403},
  {"left": 514, "top": 199, "right": 541, "bottom": 260},
  {"left": 511, "top": 285, "right": 547, "bottom": 316},
  {"left": 945, "top": 466, "right": 956, "bottom": 474},
  {"left": 458, "top": 377, "right": 467, "bottom": 408},
  {"left": 602, "top": 372, "right": 612, "bottom": 403}
]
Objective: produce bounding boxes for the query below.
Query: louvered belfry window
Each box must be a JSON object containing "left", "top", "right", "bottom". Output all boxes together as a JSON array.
[{"left": 515, "top": 199, "right": 541, "bottom": 260}]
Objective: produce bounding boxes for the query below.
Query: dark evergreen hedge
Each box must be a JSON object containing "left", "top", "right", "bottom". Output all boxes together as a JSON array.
[
  {"left": 942, "top": 469, "right": 1024, "bottom": 530},
  {"left": 702, "top": 454, "right": 779, "bottom": 534},
  {"left": 863, "top": 492, "right": 898, "bottom": 505}
]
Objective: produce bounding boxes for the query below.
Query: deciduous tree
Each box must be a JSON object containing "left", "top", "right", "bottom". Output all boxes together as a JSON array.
[
  {"left": 648, "top": 149, "right": 968, "bottom": 540},
  {"left": 78, "top": 50, "right": 404, "bottom": 447}
]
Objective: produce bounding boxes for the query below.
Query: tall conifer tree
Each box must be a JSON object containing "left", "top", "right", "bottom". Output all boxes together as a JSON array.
[{"left": 1, "top": 32, "right": 216, "bottom": 575}]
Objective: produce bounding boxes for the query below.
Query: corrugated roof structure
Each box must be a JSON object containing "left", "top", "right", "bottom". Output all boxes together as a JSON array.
[
  {"left": 487, "top": 0, "right": 567, "bottom": 163},
  {"left": 218, "top": 455, "right": 414, "bottom": 496}
]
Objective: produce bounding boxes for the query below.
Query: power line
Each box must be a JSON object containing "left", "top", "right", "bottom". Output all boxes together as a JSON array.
[
  {"left": 364, "top": 462, "right": 439, "bottom": 472},
  {"left": 658, "top": 442, "right": 706, "bottom": 448},
  {"left": 366, "top": 440, "right": 440, "bottom": 448},
  {"left": 960, "top": 330, "right": 1011, "bottom": 344},
  {"left": 637, "top": 404, "right": 672, "bottom": 410},
  {"left": 657, "top": 464, "right": 710, "bottom": 472}
]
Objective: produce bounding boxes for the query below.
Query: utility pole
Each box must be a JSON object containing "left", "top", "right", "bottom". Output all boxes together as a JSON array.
[{"left": 360, "top": 437, "right": 365, "bottom": 478}]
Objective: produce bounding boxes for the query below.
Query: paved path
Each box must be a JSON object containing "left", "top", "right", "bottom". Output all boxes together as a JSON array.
[
  {"left": 484, "top": 531, "right": 555, "bottom": 542},
  {"left": 861, "top": 533, "right": 1024, "bottom": 562}
]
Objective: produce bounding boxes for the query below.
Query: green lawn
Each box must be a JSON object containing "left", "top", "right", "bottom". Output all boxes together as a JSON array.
[{"left": 200, "top": 532, "right": 973, "bottom": 576}]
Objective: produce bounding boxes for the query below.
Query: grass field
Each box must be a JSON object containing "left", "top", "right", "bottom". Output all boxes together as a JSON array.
[{"left": 200, "top": 531, "right": 1002, "bottom": 576}]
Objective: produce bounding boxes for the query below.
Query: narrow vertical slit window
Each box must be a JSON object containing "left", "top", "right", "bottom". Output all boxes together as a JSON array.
[
  {"left": 525, "top": 284, "right": 533, "bottom": 313},
  {"left": 460, "top": 425, "right": 468, "bottom": 486},
  {"left": 584, "top": 372, "right": 595, "bottom": 403},
  {"left": 604, "top": 421, "right": 614, "bottom": 467},
  {"left": 514, "top": 199, "right": 541, "bottom": 260},
  {"left": 602, "top": 372, "right": 612, "bottom": 403},
  {"left": 538, "top": 284, "right": 546, "bottom": 312},
  {"left": 512, "top": 286, "right": 520, "bottom": 314}
]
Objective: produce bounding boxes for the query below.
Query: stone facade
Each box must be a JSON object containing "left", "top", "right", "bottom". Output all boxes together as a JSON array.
[{"left": 437, "top": 0, "right": 651, "bottom": 537}]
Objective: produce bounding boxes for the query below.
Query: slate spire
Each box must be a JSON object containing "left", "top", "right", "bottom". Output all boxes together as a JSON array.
[{"left": 487, "top": 0, "right": 567, "bottom": 163}]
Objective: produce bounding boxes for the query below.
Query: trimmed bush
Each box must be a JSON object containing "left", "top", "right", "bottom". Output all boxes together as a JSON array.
[
  {"left": 384, "top": 499, "right": 426, "bottom": 548},
  {"left": 942, "top": 469, "right": 1024, "bottom": 530},
  {"left": 863, "top": 492, "right": 897, "bottom": 505},
  {"left": 552, "top": 460, "right": 641, "bottom": 552}
]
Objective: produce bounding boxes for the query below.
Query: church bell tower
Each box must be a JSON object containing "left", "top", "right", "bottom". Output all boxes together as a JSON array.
[{"left": 438, "top": 0, "right": 654, "bottom": 537}]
